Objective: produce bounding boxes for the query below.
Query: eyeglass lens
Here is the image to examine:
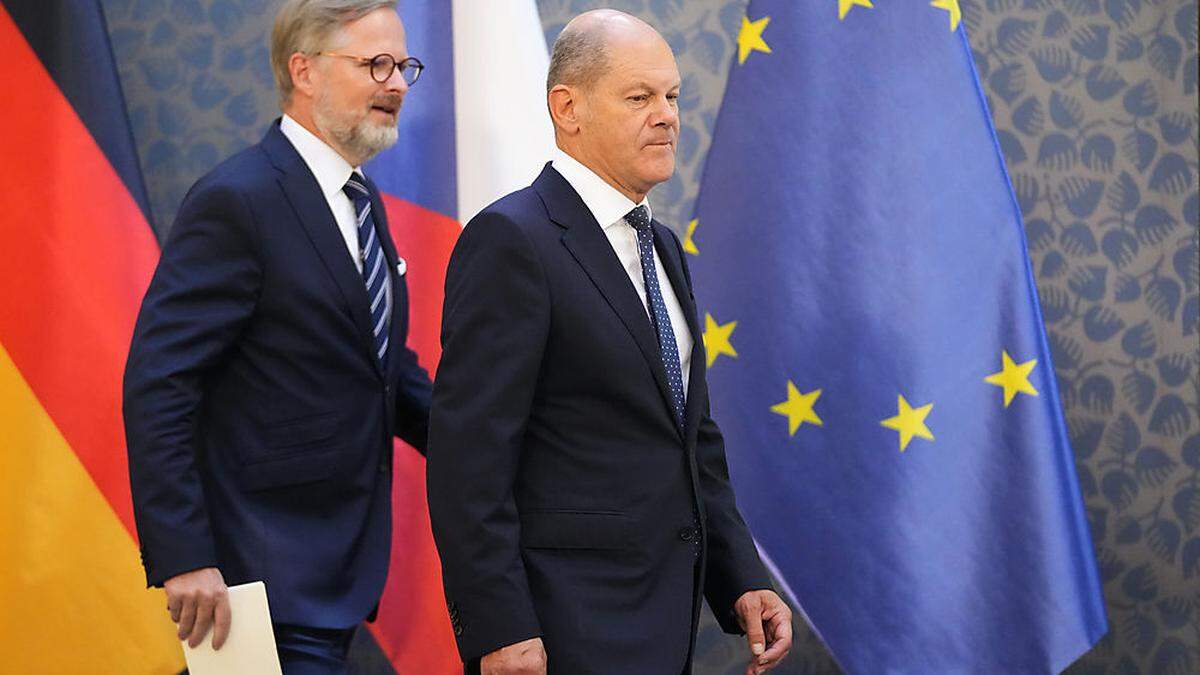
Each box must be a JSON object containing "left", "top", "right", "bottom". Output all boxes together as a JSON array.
[{"left": 370, "top": 55, "right": 422, "bottom": 85}]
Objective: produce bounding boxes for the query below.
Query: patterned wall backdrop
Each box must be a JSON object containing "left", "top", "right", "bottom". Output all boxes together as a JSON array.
[
  {"left": 957, "top": 3, "right": 1198, "bottom": 675},
  {"left": 102, "top": 0, "right": 279, "bottom": 238},
  {"left": 99, "top": 0, "right": 1197, "bottom": 673}
]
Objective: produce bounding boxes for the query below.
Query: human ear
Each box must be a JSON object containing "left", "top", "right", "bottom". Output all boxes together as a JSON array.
[{"left": 547, "top": 84, "right": 581, "bottom": 135}]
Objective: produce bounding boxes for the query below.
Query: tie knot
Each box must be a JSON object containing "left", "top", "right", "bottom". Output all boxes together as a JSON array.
[
  {"left": 343, "top": 176, "right": 370, "bottom": 203},
  {"left": 625, "top": 205, "right": 651, "bottom": 232}
]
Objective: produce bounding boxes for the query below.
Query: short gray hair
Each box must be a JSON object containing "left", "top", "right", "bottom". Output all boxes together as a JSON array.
[
  {"left": 270, "top": 0, "right": 397, "bottom": 106},
  {"left": 546, "top": 23, "right": 609, "bottom": 93}
]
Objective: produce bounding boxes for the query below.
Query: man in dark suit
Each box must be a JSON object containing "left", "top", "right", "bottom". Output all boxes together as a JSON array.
[
  {"left": 123, "top": 2, "right": 430, "bottom": 671},
  {"left": 427, "top": 10, "right": 793, "bottom": 675}
]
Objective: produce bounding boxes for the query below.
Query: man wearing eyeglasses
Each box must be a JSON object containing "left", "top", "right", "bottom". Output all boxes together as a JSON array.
[{"left": 123, "top": 1, "right": 429, "bottom": 672}]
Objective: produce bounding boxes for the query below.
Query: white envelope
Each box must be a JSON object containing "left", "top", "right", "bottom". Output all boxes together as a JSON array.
[{"left": 181, "top": 581, "right": 282, "bottom": 675}]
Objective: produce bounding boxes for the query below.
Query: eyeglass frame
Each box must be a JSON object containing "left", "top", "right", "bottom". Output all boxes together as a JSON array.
[{"left": 314, "top": 51, "right": 424, "bottom": 86}]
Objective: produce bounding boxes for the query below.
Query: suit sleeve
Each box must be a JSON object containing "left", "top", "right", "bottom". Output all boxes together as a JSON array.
[
  {"left": 426, "top": 211, "right": 549, "bottom": 662},
  {"left": 696, "top": 409, "right": 774, "bottom": 633},
  {"left": 123, "top": 180, "right": 262, "bottom": 588},
  {"left": 668, "top": 229, "right": 774, "bottom": 634},
  {"left": 392, "top": 341, "right": 432, "bottom": 454}
]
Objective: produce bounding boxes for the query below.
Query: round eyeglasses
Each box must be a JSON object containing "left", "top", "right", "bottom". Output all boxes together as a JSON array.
[{"left": 315, "top": 52, "right": 424, "bottom": 86}]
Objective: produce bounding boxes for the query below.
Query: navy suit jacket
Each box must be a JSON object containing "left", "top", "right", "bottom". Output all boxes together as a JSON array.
[
  {"left": 123, "top": 121, "right": 431, "bottom": 628},
  {"left": 427, "top": 165, "right": 771, "bottom": 674}
]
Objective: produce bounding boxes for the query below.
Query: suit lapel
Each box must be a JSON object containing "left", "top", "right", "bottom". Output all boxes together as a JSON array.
[
  {"left": 653, "top": 222, "right": 705, "bottom": 445},
  {"left": 533, "top": 165, "right": 681, "bottom": 439},
  {"left": 261, "top": 123, "right": 381, "bottom": 376}
]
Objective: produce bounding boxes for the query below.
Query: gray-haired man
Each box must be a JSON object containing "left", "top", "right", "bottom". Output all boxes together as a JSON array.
[{"left": 123, "top": 1, "right": 431, "bottom": 671}]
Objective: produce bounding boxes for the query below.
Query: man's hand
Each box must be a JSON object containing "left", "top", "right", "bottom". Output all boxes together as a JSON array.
[
  {"left": 164, "top": 567, "right": 231, "bottom": 649},
  {"left": 480, "top": 637, "right": 547, "bottom": 675},
  {"left": 733, "top": 589, "right": 793, "bottom": 675}
]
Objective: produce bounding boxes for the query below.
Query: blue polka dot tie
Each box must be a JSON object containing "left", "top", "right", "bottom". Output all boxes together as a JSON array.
[
  {"left": 626, "top": 205, "right": 685, "bottom": 428},
  {"left": 343, "top": 176, "right": 389, "bottom": 368}
]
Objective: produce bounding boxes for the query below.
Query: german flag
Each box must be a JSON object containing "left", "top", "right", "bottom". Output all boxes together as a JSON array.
[{"left": 0, "top": 1, "right": 183, "bottom": 671}]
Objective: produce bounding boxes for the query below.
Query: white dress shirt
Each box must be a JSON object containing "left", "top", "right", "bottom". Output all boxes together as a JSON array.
[
  {"left": 551, "top": 148, "right": 694, "bottom": 393},
  {"left": 279, "top": 114, "right": 390, "bottom": 315}
]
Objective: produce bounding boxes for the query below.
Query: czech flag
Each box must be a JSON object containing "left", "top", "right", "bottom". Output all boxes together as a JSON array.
[{"left": 347, "top": 1, "right": 556, "bottom": 672}]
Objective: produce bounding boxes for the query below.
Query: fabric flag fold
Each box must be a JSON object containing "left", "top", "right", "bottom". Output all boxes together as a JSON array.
[
  {"left": 689, "top": 2, "right": 1108, "bottom": 673},
  {"left": 0, "top": 0, "right": 181, "bottom": 671}
]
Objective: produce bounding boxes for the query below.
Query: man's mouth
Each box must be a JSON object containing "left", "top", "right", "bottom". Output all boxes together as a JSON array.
[{"left": 371, "top": 101, "right": 401, "bottom": 116}]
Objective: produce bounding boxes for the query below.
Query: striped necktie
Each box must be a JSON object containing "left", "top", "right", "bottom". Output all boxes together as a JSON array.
[{"left": 342, "top": 176, "right": 389, "bottom": 367}]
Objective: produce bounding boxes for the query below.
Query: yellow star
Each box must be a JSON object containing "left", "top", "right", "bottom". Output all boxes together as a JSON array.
[
  {"left": 770, "top": 381, "right": 823, "bottom": 435},
  {"left": 702, "top": 313, "right": 737, "bottom": 368},
  {"left": 881, "top": 394, "right": 934, "bottom": 452},
  {"left": 683, "top": 219, "right": 700, "bottom": 255},
  {"left": 737, "top": 15, "right": 772, "bottom": 65},
  {"left": 984, "top": 351, "right": 1039, "bottom": 407},
  {"left": 838, "top": 0, "right": 874, "bottom": 21},
  {"left": 930, "top": 0, "right": 962, "bottom": 31}
]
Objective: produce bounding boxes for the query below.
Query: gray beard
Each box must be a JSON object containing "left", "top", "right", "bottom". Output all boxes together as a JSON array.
[{"left": 313, "top": 90, "right": 399, "bottom": 165}]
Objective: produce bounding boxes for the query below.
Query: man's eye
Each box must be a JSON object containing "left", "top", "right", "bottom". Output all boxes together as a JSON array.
[{"left": 628, "top": 95, "right": 648, "bottom": 102}]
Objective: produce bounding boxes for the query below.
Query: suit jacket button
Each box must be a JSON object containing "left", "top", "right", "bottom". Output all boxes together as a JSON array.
[{"left": 679, "top": 527, "right": 694, "bottom": 542}]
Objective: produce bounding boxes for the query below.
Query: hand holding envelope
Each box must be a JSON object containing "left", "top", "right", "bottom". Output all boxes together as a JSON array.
[
  {"left": 165, "top": 567, "right": 231, "bottom": 649},
  {"left": 179, "top": 581, "right": 282, "bottom": 675}
]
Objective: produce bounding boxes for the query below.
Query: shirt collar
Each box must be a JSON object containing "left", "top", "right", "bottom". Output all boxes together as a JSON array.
[
  {"left": 279, "top": 114, "right": 361, "bottom": 200},
  {"left": 551, "top": 147, "right": 652, "bottom": 231}
]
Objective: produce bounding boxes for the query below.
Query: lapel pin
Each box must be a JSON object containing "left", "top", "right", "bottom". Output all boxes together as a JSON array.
[{"left": 396, "top": 257, "right": 407, "bottom": 277}]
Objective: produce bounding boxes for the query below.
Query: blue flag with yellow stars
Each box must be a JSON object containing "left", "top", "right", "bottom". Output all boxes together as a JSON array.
[{"left": 689, "top": 2, "right": 1109, "bottom": 672}]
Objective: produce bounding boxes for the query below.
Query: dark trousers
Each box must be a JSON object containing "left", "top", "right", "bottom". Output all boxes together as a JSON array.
[{"left": 273, "top": 623, "right": 357, "bottom": 675}]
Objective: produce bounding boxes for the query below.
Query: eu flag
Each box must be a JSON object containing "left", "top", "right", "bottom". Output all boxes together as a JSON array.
[{"left": 689, "top": 2, "right": 1109, "bottom": 672}]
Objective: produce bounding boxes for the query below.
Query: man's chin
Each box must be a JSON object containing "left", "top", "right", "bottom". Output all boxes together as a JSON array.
[
  {"left": 640, "top": 163, "right": 676, "bottom": 189},
  {"left": 359, "top": 116, "right": 398, "bottom": 137},
  {"left": 367, "top": 120, "right": 399, "bottom": 141}
]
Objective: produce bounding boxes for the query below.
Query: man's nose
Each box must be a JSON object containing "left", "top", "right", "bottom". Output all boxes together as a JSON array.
[
  {"left": 650, "top": 96, "right": 678, "bottom": 127},
  {"left": 383, "top": 67, "right": 409, "bottom": 95}
]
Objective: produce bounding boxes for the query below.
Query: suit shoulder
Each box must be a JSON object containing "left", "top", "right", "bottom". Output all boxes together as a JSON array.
[
  {"left": 448, "top": 187, "right": 555, "bottom": 274},
  {"left": 190, "top": 143, "right": 275, "bottom": 197},
  {"left": 464, "top": 186, "right": 552, "bottom": 240},
  {"left": 167, "top": 144, "right": 275, "bottom": 243}
]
